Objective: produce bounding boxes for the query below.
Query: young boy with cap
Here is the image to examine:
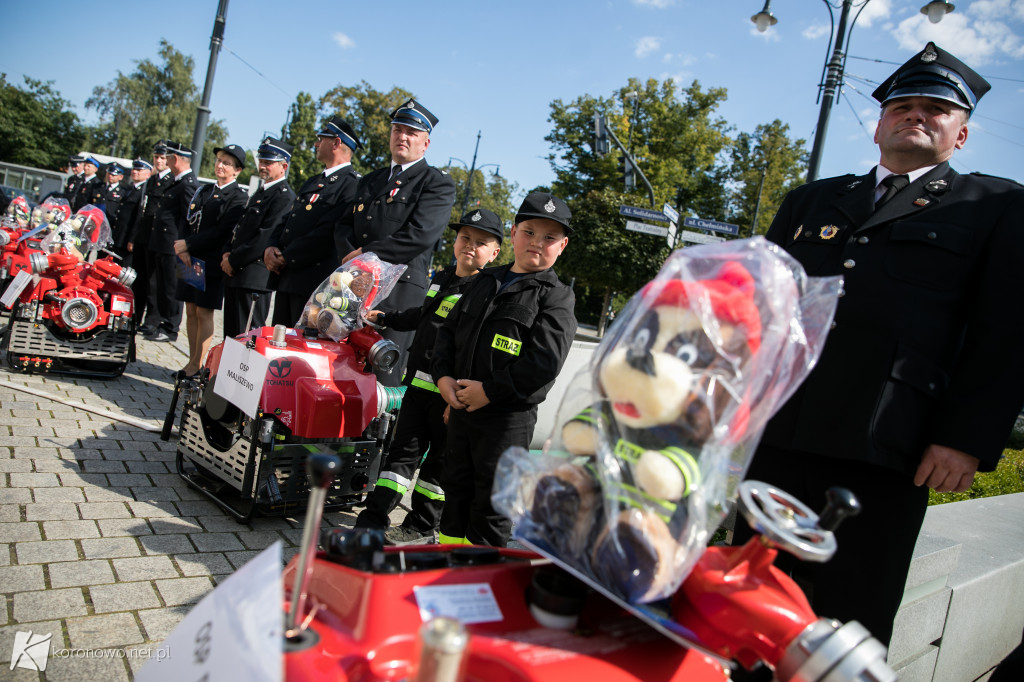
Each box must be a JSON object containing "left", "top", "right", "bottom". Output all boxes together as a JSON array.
[
  {"left": 432, "top": 192, "right": 578, "bottom": 546},
  {"left": 354, "top": 208, "right": 504, "bottom": 544}
]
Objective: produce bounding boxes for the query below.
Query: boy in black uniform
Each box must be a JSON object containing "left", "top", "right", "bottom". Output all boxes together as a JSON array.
[
  {"left": 432, "top": 192, "right": 577, "bottom": 546},
  {"left": 355, "top": 208, "right": 504, "bottom": 543}
]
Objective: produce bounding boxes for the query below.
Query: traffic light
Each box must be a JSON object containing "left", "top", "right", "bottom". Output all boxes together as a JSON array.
[
  {"left": 593, "top": 113, "right": 610, "bottom": 156},
  {"left": 619, "top": 154, "right": 635, "bottom": 191}
]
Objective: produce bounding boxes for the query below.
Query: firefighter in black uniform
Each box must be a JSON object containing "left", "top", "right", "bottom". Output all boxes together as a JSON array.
[
  {"left": 143, "top": 141, "right": 197, "bottom": 342},
  {"left": 63, "top": 155, "right": 86, "bottom": 201},
  {"left": 72, "top": 158, "right": 102, "bottom": 212},
  {"left": 99, "top": 163, "right": 127, "bottom": 244},
  {"left": 131, "top": 142, "right": 172, "bottom": 327},
  {"left": 734, "top": 43, "right": 1024, "bottom": 646},
  {"left": 336, "top": 99, "right": 456, "bottom": 386},
  {"left": 432, "top": 192, "right": 577, "bottom": 546},
  {"left": 355, "top": 208, "right": 504, "bottom": 544},
  {"left": 221, "top": 137, "right": 295, "bottom": 338},
  {"left": 264, "top": 116, "right": 361, "bottom": 326},
  {"left": 115, "top": 159, "right": 152, "bottom": 267}
]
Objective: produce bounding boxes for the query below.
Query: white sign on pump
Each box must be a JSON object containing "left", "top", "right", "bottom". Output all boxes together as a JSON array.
[{"left": 213, "top": 337, "right": 269, "bottom": 418}]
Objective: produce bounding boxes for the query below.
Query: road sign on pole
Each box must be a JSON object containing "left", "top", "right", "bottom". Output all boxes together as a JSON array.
[
  {"left": 662, "top": 203, "right": 679, "bottom": 224},
  {"left": 682, "top": 216, "right": 740, "bottom": 236},
  {"left": 625, "top": 220, "right": 670, "bottom": 237},
  {"left": 679, "top": 230, "right": 726, "bottom": 245},
  {"left": 619, "top": 205, "right": 669, "bottom": 223}
]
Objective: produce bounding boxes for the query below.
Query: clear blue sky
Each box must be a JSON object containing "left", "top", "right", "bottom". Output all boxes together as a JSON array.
[{"left": 2, "top": 0, "right": 1022, "bottom": 208}]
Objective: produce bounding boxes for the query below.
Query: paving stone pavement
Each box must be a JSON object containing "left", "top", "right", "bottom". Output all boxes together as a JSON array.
[{"left": 1, "top": 310, "right": 410, "bottom": 680}]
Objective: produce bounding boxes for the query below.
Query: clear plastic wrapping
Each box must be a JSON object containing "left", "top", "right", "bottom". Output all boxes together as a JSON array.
[
  {"left": 297, "top": 252, "right": 407, "bottom": 341},
  {"left": 31, "top": 197, "right": 72, "bottom": 230},
  {"left": 42, "top": 205, "right": 112, "bottom": 256},
  {"left": 3, "top": 195, "right": 31, "bottom": 228},
  {"left": 493, "top": 236, "right": 842, "bottom": 603}
]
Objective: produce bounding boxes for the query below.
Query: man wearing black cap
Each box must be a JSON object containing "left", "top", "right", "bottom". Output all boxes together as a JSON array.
[
  {"left": 64, "top": 155, "right": 86, "bottom": 201},
  {"left": 114, "top": 159, "right": 152, "bottom": 266},
  {"left": 432, "top": 192, "right": 577, "bottom": 547},
  {"left": 131, "top": 142, "right": 173, "bottom": 328},
  {"left": 355, "top": 208, "right": 504, "bottom": 544},
  {"left": 72, "top": 158, "right": 102, "bottom": 212},
  {"left": 143, "top": 141, "right": 197, "bottom": 342},
  {"left": 264, "top": 116, "right": 362, "bottom": 327},
  {"left": 735, "top": 42, "right": 1024, "bottom": 646},
  {"left": 336, "top": 99, "right": 457, "bottom": 386},
  {"left": 221, "top": 137, "right": 296, "bottom": 338},
  {"left": 99, "top": 163, "right": 127, "bottom": 241}
]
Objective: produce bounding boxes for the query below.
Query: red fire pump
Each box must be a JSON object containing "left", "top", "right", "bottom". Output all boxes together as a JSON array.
[
  {"left": 276, "top": 455, "right": 893, "bottom": 682},
  {"left": 1, "top": 207, "right": 136, "bottom": 377},
  {"left": 162, "top": 322, "right": 405, "bottom": 522},
  {"left": 0, "top": 197, "right": 70, "bottom": 290}
]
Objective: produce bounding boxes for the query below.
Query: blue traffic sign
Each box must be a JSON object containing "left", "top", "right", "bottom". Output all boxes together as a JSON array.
[
  {"left": 619, "top": 205, "right": 669, "bottom": 223},
  {"left": 682, "top": 216, "right": 740, "bottom": 235}
]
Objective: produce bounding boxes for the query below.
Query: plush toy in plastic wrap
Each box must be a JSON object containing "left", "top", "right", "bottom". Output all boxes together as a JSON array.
[
  {"left": 493, "top": 236, "right": 842, "bottom": 605},
  {"left": 41, "top": 205, "right": 111, "bottom": 259},
  {"left": 30, "top": 197, "right": 72, "bottom": 231},
  {"left": 3, "top": 195, "right": 31, "bottom": 228},
  {"left": 297, "top": 252, "right": 407, "bottom": 341}
]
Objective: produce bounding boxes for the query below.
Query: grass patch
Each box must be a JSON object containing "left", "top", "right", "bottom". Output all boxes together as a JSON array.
[{"left": 928, "top": 448, "right": 1024, "bottom": 506}]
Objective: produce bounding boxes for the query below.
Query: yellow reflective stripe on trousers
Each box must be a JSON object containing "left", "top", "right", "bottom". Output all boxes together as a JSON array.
[
  {"left": 410, "top": 370, "right": 439, "bottom": 393},
  {"left": 413, "top": 479, "right": 445, "bottom": 501},
  {"left": 491, "top": 333, "right": 521, "bottom": 356},
  {"left": 438, "top": 533, "right": 469, "bottom": 545}
]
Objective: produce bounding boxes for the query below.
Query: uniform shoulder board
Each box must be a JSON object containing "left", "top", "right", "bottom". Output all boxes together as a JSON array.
[
  {"left": 440, "top": 169, "right": 448, "bottom": 175},
  {"left": 968, "top": 172, "right": 1023, "bottom": 188},
  {"left": 281, "top": 186, "right": 289, "bottom": 192}
]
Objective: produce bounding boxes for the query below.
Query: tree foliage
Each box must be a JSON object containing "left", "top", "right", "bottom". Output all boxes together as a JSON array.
[
  {"left": 0, "top": 74, "right": 85, "bottom": 170},
  {"left": 85, "top": 40, "right": 227, "bottom": 177},
  {"left": 727, "top": 120, "right": 808, "bottom": 236},
  {"left": 281, "top": 91, "right": 320, "bottom": 188},
  {"left": 318, "top": 81, "right": 415, "bottom": 173},
  {"left": 438, "top": 166, "right": 520, "bottom": 266}
]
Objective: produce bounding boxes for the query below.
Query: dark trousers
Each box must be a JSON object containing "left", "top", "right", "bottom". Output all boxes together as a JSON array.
[
  {"left": 732, "top": 446, "right": 930, "bottom": 646},
  {"left": 271, "top": 291, "right": 310, "bottom": 329},
  {"left": 356, "top": 387, "right": 447, "bottom": 531},
  {"left": 439, "top": 407, "right": 537, "bottom": 547},
  {"left": 145, "top": 250, "right": 181, "bottom": 332},
  {"left": 223, "top": 287, "right": 271, "bottom": 339},
  {"left": 131, "top": 246, "right": 151, "bottom": 325},
  {"left": 374, "top": 280, "right": 427, "bottom": 387}
]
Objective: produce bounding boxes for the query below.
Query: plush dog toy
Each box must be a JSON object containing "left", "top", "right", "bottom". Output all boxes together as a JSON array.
[
  {"left": 530, "top": 261, "right": 763, "bottom": 603},
  {"left": 298, "top": 253, "right": 405, "bottom": 341}
]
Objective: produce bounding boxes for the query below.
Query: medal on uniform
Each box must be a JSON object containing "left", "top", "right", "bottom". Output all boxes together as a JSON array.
[
  {"left": 357, "top": 203, "right": 364, "bottom": 212},
  {"left": 793, "top": 225, "right": 803, "bottom": 240},
  {"left": 819, "top": 225, "right": 839, "bottom": 240},
  {"left": 913, "top": 198, "right": 930, "bottom": 207}
]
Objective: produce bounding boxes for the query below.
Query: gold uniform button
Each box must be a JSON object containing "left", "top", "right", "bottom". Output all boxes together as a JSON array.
[
  {"left": 838, "top": 288, "right": 846, "bottom": 297},
  {"left": 857, "top": 236, "right": 869, "bottom": 244},
  {"left": 830, "top": 321, "right": 837, "bottom": 330},
  {"left": 843, "top": 259, "right": 856, "bottom": 269}
]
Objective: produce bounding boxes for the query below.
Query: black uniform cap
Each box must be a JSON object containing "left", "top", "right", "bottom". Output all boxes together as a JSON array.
[
  {"left": 449, "top": 208, "right": 505, "bottom": 243},
  {"left": 318, "top": 116, "right": 362, "bottom": 151},
  {"left": 69, "top": 155, "right": 85, "bottom": 164},
  {"left": 514, "top": 192, "right": 572, "bottom": 234},
  {"left": 106, "top": 164, "right": 124, "bottom": 176},
  {"left": 164, "top": 141, "right": 194, "bottom": 158},
  {"left": 133, "top": 158, "right": 153, "bottom": 171},
  {"left": 257, "top": 137, "right": 293, "bottom": 162},
  {"left": 152, "top": 140, "right": 169, "bottom": 155},
  {"left": 390, "top": 99, "right": 438, "bottom": 134},
  {"left": 872, "top": 41, "right": 991, "bottom": 113},
  {"left": 213, "top": 144, "right": 247, "bottom": 169}
]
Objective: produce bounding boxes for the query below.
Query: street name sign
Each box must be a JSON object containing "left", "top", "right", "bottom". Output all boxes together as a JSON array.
[
  {"left": 662, "top": 203, "right": 679, "bottom": 224},
  {"left": 682, "top": 216, "right": 740, "bottom": 235},
  {"left": 619, "top": 205, "right": 669, "bottom": 223},
  {"left": 625, "top": 220, "right": 670, "bottom": 237},
  {"left": 680, "top": 229, "right": 726, "bottom": 245}
]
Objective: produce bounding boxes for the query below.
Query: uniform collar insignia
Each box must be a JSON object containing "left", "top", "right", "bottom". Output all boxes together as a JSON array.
[
  {"left": 844, "top": 180, "right": 863, "bottom": 190},
  {"left": 925, "top": 179, "right": 948, "bottom": 192}
]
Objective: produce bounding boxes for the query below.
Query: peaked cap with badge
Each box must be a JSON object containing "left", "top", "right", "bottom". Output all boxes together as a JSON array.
[
  {"left": 515, "top": 191, "right": 572, "bottom": 234},
  {"left": 213, "top": 144, "right": 247, "bottom": 169},
  {"left": 257, "top": 137, "right": 293, "bottom": 162},
  {"left": 318, "top": 116, "right": 362, "bottom": 151},
  {"left": 743, "top": 40, "right": 1024, "bottom": 648},
  {"left": 450, "top": 208, "right": 505, "bottom": 243},
  {"left": 390, "top": 99, "right": 439, "bottom": 134}
]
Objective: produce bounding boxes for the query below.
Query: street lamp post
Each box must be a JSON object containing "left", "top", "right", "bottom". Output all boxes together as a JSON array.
[
  {"left": 447, "top": 132, "right": 500, "bottom": 216},
  {"left": 752, "top": 0, "right": 955, "bottom": 182},
  {"left": 192, "top": 0, "right": 230, "bottom": 174}
]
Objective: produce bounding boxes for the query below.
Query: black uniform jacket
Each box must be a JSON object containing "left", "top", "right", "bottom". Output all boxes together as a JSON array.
[
  {"left": 761, "top": 162, "right": 1024, "bottom": 474},
  {"left": 432, "top": 264, "right": 577, "bottom": 413},
  {"left": 336, "top": 159, "right": 456, "bottom": 311},
  {"left": 386, "top": 265, "right": 478, "bottom": 391},
  {"left": 223, "top": 180, "right": 295, "bottom": 291},
  {"left": 64, "top": 174, "right": 84, "bottom": 202},
  {"left": 182, "top": 181, "right": 248, "bottom": 282},
  {"left": 269, "top": 165, "right": 359, "bottom": 296},
  {"left": 116, "top": 182, "right": 145, "bottom": 250},
  {"left": 99, "top": 181, "right": 127, "bottom": 240},
  {"left": 72, "top": 175, "right": 102, "bottom": 212},
  {"left": 149, "top": 171, "right": 197, "bottom": 255},
  {"left": 129, "top": 170, "right": 173, "bottom": 247}
]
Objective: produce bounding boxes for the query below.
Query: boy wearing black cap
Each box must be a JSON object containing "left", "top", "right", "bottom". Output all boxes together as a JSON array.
[
  {"left": 355, "top": 208, "right": 504, "bottom": 543},
  {"left": 736, "top": 42, "right": 1024, "bottom": 645},
  {"left": 432, "top": 192, "right": 578, "bottom": 546}
]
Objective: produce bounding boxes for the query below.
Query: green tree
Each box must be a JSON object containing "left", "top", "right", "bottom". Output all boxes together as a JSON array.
[
  {"left": 438, "top": 166, "right": 520, "bottom": 267},
  {"left": 85, "top": 40, "right": 227, "bottom": 177},
  {"left": 318, "top": 81, "right": 415, "bottom": 173},
  {"left": 0, "top": 74, "right": 85, "bottom": 170},
  {"left": 545, "top": 77, "right": 733, "bottom": 325},
  {"left": 281, "top": 91, "right": 320, "bottom": 188},
  {"left": 728, "top": 120, "right": 808, "bottom": 236}
]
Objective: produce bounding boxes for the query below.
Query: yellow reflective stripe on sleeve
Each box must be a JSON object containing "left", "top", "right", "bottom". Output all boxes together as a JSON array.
[
  {"left": 425, "top": 283, "right": 441, "bottom": 299},
  {"left": 410, "top": 377, "right": 440, "bottom": 393},
  {"left": 434, "top": 293, "right": 461, "bottom": 319},
  {"left": 491, "top": 334, "right": 521, "bottom": 356}
]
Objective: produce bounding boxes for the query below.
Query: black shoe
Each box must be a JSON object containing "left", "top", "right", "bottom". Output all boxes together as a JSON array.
[
  {"left": 149, "top": 330, "right": 178, "bottom": 343},
  {"left": 384, "top": 526, "right": 435, "bottom": 546},
  {"left": 137, "top": 325, "right": 157, "bottom": 336}
]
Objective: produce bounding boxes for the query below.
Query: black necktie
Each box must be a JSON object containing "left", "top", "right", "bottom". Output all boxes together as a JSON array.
[
  {"left": 389, "top": 165, "right": 402, "bottom": 182},
  {"left": 875, "top": 174, "right": 909, "bottom": 209}
]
